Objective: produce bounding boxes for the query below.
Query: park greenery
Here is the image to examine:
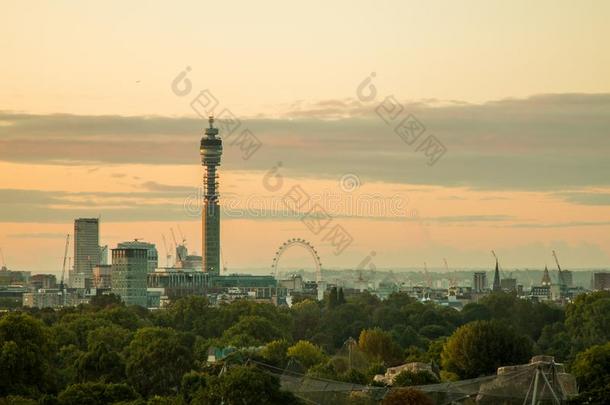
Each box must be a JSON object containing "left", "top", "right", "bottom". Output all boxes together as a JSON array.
[{"left": 0, "top": 290, "right": 608, "bottom": 404}]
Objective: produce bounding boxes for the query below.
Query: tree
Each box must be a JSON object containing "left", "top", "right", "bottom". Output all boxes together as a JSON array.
[
  {"left": 381, "top": 388, "right": 433, "bottom": 405},
  {"left": 565, "top": 291, "right": 610, "bottom": 351},
  {"left": 570, "top": 342, "right": 610, "bottom": 396},
  {"left": 287, "top": 340, "right": 326, "bottom": 369},
  {"left": 126, "top": 327, "right": 195, "bottom": 396},
  {"left": 393, "top": 370, "right": 439, "bottom": 387},
  {"left": 221, "top": 315, "right": 287, "bottom": 347},
  {"left": 441, "top": 320, "right": 532, "bottom": 379},
  {"left": 75, "top": 343, "right": 125, "bottom": 383},
  {"left": 358, "top": 328, "right": 403, "bottom": 366},
  {"left": 536, "top": 322, "right": 571, "bottom": 362},
  {"left": 327, "top": 287, "right": 338, "bottom": 309},
  {"left": 337, "top": 288, "right": 346, "bottom": 305},
  {"left": 57, "top": 382, "right": 139, "bottom": 405},
  {"left": 290, "top": 299, "right": 321, "bottom": 341},
  {"left": 89, "top": 294, "right": 122, "bottom": 309},
  {"left": 261, "top": 339, "right": 290, "bottom": 367},
  {"left": 0, "top": 313, "right": 52, "bottom": 396},
  {"left": 192, "top": 365, "right": 297, "bottom": 404}
]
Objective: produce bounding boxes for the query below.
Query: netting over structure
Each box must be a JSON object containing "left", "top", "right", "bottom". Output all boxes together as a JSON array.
[{"left": 250, "top": 355, "right": 577, "bottom": 405}]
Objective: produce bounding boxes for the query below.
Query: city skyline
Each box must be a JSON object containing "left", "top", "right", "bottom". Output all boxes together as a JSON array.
[{"left": 1, "top": 1, "right": 610, "bottom": 273}]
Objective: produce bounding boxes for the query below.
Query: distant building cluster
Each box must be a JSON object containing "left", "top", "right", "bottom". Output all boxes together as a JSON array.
[{"left": 2, "top": 119, "right": 608, "bottom": 311}]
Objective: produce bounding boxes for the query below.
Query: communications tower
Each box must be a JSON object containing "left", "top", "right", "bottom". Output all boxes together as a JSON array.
[{"left": 200, "top": 116, "right": 222, "bottom": 275}]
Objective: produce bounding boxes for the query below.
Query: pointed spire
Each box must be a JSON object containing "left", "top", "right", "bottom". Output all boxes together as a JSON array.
[{"left": 542, "top": 265, "right": 551, "bottom": 286}]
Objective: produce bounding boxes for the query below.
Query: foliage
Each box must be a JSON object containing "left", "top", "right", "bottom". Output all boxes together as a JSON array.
[
  {"left": 89, "top": 294, "right": 122, "bottom": 309},
  {"left": 125, "top": 327, "right": 195, "bottom": 397},
  {"left": 0, "top": 313, "right": 52, "bottom": 396},
  {"left": 260, "top": 339, "right": 290, "bottom": 367},
  {"left": 221, "top": 315, "right": 288, "bottom": 347},
  {"left": 0, "top": 290, "right": 606, "bottom": 402},
  {"left": 565, "top": 291, "right": 610, "bottom": 351},
  {"left": 287, "top": 340, "right": 326, "bottom": 369},
  {"left": 393, "top": 370, "right": 439, "bottom": 387},
  {"left": 192, "top": 365, "right": 298, "bottom": 404},
  {"left": 536, "top": 322, "right": 571, "bottom": 361},
  {"left": 57, "top": 382, "right": 139, "bottom": 405},
  {"left": 358, "top": 328, "right": 403, "bottom": 366},
  {"left": 381, "top": 388, "right": 434, "bottom": 405},
  {"left": 441, "top": 320, "right": 532, "bottom": 379},
  {"left": 569, "top": 342, "right": 610, "bottom": 395}
]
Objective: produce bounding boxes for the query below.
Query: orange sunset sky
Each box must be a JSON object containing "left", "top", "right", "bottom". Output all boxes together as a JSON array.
[{"left": 1, "top": 1, "right": 610, "bottom": 275}]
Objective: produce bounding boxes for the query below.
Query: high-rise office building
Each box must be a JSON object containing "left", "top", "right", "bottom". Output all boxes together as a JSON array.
[
  {"left": 200, "top": 117, "right": 222, "bottom": 275},
  {"left": 593, "top": 272, "right": 610, "bottom": 291},
  {"left": 73, "top": 218, "right": 100, "bottom": 283},
  {"left": 500, "top": 277, "right": 517, "bottom": 292},
  {"left": 473, "top": 272, "right": 487, "bottom": 293},
  {"left": 111, "top": 248, "right": 148, "bottom": 307},
  {"left": 92, "top": 264, "right": 112, "bottom": 289},
  {"left": 117, "top": 240, "right": 158, "bottom": 273}
]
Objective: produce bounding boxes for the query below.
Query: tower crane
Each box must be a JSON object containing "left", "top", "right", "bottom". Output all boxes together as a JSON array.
[
  {"left": 445, "top": 258, "right": 456, "bottom": 288},
  {"left": 0, "top": 247, "right": 6, "bottom": 269},
  {"left": 59, "top": 234, "right": 70, "bottom": 297},
  {"left": 424, "top": 261, "right": 432, "bottom": 288},
  {"left": 552, "top": 250, "right": 562, "bottom": 272},
  {"left": 161, "top": 234, "right": 172, "bottom": 267},
  {"left": 552, "top": 250, "right": 564, "bottom": 285},
  {"left": 177, "top": 224, "right": 187, "bottom": 246},
  {"left": 170, "top": 227, "right": 184, "bottom": 262}
]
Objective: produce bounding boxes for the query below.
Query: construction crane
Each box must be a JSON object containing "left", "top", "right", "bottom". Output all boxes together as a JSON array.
[
  {"left": 161, "top": 234, "right": 172, "bottom": 267},
  {"left": 491, "top": 250, "right": 503, "bottom": 275},
  {"left": 552, "top": 250, "right": 562, "bottom": 272},
  {"left": 59, "top": 234, "right": 70, "bottom": 295},
  {"left": 445, "top": 258, "right": 456, "bottom": 288},
  {"left": 0, "top": 247, "right": 6, "bottom": 269},
  {"left": 424, "top": 261, "right": 432, "bottom": 288},
  {"left": 552, "top": 250, "right": 564, "bottom": 285},
  {"left": 177, "top": 224, "right": 187, "bottom": 246},
  {"left": 170, "top": 227, "right": 184, "bottom": 262}
]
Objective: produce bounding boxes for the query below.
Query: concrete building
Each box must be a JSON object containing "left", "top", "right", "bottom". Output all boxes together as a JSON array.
[
  {"left": 23, "top": 289, "right": 62, "bottom": 308},
  {"left": 117, "top": 240, "right": 158, "bottom": 273},
  {"left": 530, "top": 285, "right": 551, "bottom": 301},
  {"left": 200, "top": 117, "right": 223, "bottom": 275},
  {"left": 111, "top": 248, "right": 148, "bottom": 307},
  {"left": 559, "top": 269, "right": 573, "bottom": 287},
  {"left": 30, "top": 274, "right": 57, "bottom": 290},
  {"left": 0, "top": 267, "right": 31, "bottom": 286},
  {"left": 473, "top": 272, "right": 487, "bottom": 293},
  {"left": 93, "top": 264, "right": 112, "bottom": 289},
  {"left": 148, "top": 268, "right": 208, "bottom": 299},
  {"left": 593, "top": 272, "right": 610, "bottom": 291},
  {"left": 500, "top": 277, "right": 517, "bottom": 292},
  {"left": 73, "top": 218, "right": 100, "bottom": 283}
]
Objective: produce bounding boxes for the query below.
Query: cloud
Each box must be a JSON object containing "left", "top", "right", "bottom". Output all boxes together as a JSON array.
[
  {"left": 139, "top": 181, "right": 195, "bottom": 192},
  {"left": 8, "top": 232, "right": 67, "bottom": 239},
  {"left": 509, "top": 221, "right": 610, "bottom": 228},
  {"left": 555, "top": 192, "right": 610, "bottom": 206},
  {"left": 1, "top": 93, "right": 609, "bottom": 190}
]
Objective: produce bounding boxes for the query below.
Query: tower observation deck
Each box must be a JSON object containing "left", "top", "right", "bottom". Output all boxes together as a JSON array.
[{"left": 200, "top": 116, "right": 222, "bottom": 275}]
